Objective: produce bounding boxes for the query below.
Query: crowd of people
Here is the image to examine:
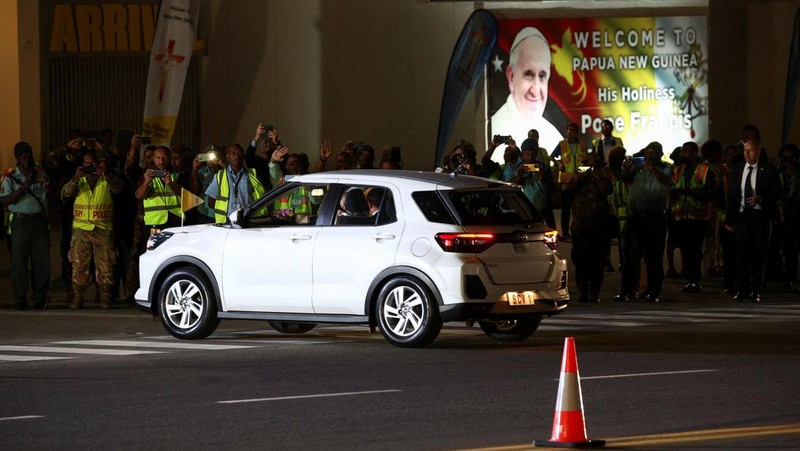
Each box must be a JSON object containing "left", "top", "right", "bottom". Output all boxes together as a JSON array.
[
  {"left": 439, "top": 123, "right": 799, "bottom": 304},
  {"left": 2, "top": 121, "right": 797, "bottom": 310},
  {"left": 1, "top": 124, "right": 403, "bottom": 310}
]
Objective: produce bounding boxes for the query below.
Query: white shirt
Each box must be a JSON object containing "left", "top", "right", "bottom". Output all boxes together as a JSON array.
[{"left": 740, "top": 162, "right": 761, "bottom": 211}]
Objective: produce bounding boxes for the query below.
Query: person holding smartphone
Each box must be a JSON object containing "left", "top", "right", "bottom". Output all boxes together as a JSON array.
[
  {"left": 135, "top": 146, "right": 182, "bottom": 242},
  {"left": 503, "top": 138, "right": 556, "bottom": 229}
]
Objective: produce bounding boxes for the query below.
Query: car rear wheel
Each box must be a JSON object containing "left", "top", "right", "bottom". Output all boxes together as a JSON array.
[
  {"left": 158, "top": 267, "right": 220, "bottom": 339},
  {"left": 268, "top": 322, "right": 317, "bottom": 334},
  {"left": 375, "top": 276, "right": 442, "bottom": 348},
  {"left": 478, "top": 318, "right": 541, "bottom": 342}
]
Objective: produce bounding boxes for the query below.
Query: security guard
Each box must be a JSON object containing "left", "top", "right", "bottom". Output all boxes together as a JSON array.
[
  {"left": 62, "top": 151, "right": 123, "bottom": 309},
  {"left": 135, "top": 146, "right": 182, "bottom": 239},
  {"left": 670, "top": 141, "right": 716, "bottom": 294},
  {"left": 205, "top": 144, "right": 266, "bottom": 223}
]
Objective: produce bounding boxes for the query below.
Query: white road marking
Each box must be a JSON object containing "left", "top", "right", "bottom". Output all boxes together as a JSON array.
[
  {"left": 0, "top": 355, "right": 73, "bottom": 362},
  {"left": 579, "top": 369, "right": 718, "bottom": 380},
  {"left": 0, "top": 345, "right": 163, "bottom": 356},
  {"left": 53, "top": 340, "right": 255, "bottom": 350},
  {"left": 0, "top": 415, "right": 44, "bottom": 421},
  {"left": 218, "top": 389, "right": 402, "bottom": 404}
]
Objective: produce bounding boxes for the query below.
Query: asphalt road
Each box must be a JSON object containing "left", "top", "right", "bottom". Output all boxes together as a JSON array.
[
  {"left": 1, "top": 301, "right": 799, "bottom": 450},
  {"left": 1, "top": 232, "right": 799, "bottom": 449}
]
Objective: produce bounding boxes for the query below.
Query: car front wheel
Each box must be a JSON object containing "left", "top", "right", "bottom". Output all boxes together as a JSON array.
[
  {"left": 375, "top": 276, "right": 442, "bottom": 348},
  {"left": 158, "top": 267, "right": 220, "bottom": 339},
  {"left": 478, "top": 318, "right": 541, "bottom": 342}
]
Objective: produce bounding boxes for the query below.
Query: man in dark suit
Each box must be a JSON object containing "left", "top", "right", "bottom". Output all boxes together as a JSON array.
[{"left": 724, "top": 138, "right": 781, "bottom": 302}]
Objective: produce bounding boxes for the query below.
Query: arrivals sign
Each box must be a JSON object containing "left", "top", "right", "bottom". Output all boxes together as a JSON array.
[{"left": 488, "top": 16, "right": 709, "bottom": 156}]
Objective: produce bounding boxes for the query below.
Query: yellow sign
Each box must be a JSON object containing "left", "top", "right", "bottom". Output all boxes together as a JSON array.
[{"left": 50, "top": 3, "right": 204, "bottom": 53}]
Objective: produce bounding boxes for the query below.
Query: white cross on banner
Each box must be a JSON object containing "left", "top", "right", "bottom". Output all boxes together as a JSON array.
[{"left": 143, "top": 0, "right": 200, "bottom": 145}]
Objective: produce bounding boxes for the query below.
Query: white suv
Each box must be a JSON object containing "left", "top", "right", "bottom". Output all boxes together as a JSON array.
[{"left": 135, "top": 170, "right": 568, "bottom": 347}]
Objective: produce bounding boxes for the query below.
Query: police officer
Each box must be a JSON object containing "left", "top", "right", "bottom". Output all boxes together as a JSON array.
[
  {"left": 62, "top": 151, "right": 123, "bottom": 309},
  {"left": 1, "top": 142, "right": 50, "bottom": 310}
]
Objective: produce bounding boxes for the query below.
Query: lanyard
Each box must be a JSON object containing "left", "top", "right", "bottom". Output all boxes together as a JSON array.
[{"left": 231, "top": 169, "right": 245, "bottom": 199}]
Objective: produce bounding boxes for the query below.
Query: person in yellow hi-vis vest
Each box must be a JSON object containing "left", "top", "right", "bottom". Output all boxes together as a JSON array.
[
  {"left": 670, "top": 141, "right": 716, "bottom": 294},
  {"left": 551, "top": 122, "right": 588, "bottom": 239},
  {"left": 135, "top": 146, "right": 183, "bottom": 240},
  {"left": 205, "top": 144, "right": 267, "bottom": 224},
  {"left": 61, "top": 151, "right": 123, "bottom": 309}
]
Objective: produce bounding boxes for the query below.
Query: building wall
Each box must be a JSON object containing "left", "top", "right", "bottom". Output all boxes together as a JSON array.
[
  {"left": 6, "top": 0, "right": 800, "bottom": 171},
  {"left": 0, "top": 1, "right": 21, "bottom": 170}
]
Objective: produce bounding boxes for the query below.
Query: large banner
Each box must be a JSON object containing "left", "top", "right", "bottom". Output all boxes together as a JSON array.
[
  {"left": 436, "top": 10, "right": 497, "bottom": 168},
  {"left": 488, "top": 16, "right": 709, "bottom": 160},
  {"left": 143, "top": 0, "right": 199, "bottom": 145}
]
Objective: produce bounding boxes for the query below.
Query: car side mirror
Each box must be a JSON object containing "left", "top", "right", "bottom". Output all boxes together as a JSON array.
[{"left": 228, "top": 208, "right": 243, "bottom": 229}]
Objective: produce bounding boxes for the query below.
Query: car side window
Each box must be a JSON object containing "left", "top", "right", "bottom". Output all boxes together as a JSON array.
[
  {"left": 249, "top": 184, "right": 329, "bottom": 226},
  {"left": 334, "top": 185, "right": 396, "bottom": 226}
]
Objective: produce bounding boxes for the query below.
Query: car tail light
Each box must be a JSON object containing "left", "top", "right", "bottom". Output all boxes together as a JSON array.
[
  {"left": 543, "top": 230, "right": 558, "bottom": 250},
  {"left": 435, "top": 233, "right": 495, "bottom": 253}
]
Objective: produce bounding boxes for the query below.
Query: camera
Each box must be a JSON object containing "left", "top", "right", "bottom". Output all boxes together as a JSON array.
[
  {"left": 140, "top": 136, "right": 152, "bottom": 144},
  {"left": 153, "top": 169, "right": 167, "bottom": 178},
  {"left": 349, "top": 141, "right": 365, "bottom": 153},
  {"left": 83, "top": 164, "right": 96, "bottom": 175},
  {"left": 263, "top": 123, "right": 274, "bottom": 132},
  {"left": 451, "top": 153, "right": 467, "bottom": 167},
  {"left": 493, "top": 135, "right": 512, "bottom": 145}
]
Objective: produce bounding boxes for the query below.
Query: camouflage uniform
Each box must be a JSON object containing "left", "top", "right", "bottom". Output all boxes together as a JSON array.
[{"left": 62, "top": 172, "right": 123, "bottom": 308}]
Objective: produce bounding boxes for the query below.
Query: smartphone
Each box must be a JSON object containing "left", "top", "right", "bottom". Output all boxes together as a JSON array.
[
  {"left": 153, "top": 169, "right": 167, "bottom": 178},
  {"left": 197, "top": 152, "right": 219, "bottom": 162},
  {"left": 578, "top": 166, "right": 591, "bottom": 172},
  {"left": 524, "top": 163, "right": 540, "bottom": 172},
  {"left": 140, "top": 136, "right": 152, "bottom": 144}
]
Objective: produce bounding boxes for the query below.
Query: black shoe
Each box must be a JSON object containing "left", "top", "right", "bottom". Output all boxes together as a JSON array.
[
  {"left": 733, "top": 292, "right": 751, "bottom": 302},
  {"left": 34, "top": 303, "right": 48, "bottom": 310},
  {"left": 13, "top": 303, "right": 26, "bottom": 311},
  {"left": 590, "top": 296, "right": 601, "bottom": 303},
  {"left": 681, "top": 283, "right": 703, "bottom": 293},
  {"left": 750, "top": 292, "right": 761, "bottom": 303},
  {"left": 642, "top": 293, "right": 661, "bottom": 303},
  {"left": 723, "top": 287, "right": 734, "bottom": 295},
  {"left": 613, "top": 293, "right": 629, "bottom": 302}
]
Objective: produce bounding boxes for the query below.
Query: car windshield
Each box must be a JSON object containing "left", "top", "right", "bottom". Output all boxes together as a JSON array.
[{"left": 446, "top": 189, "right": 543, "bottom": 226}]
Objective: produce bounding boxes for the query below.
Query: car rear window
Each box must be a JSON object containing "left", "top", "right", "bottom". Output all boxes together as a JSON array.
[
  {"left": 412, "top": 191, "right": 456, "bottom": 224},
  {"left": 446, "top": 189, "right": 543, "bottom": 226}
]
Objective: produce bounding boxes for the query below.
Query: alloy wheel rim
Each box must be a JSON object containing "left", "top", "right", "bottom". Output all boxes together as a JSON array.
[
  {"left": 164, "top": 280, "right": 204, "bottom": 330},
  {"left": 382, "top": 285, "right": 425, "bottom": 337}
]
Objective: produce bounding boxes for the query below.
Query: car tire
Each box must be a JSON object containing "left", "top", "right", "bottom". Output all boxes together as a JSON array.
[
  {"left": 158, "top": 267, "right": 220, "bottom": 339},
  {"left": 268, "top": 322, "right": 317, "bottom": 334},
  {"left": 375, "top": 276, "right": 442, "bottom": 348},
  {"left": 478, "top": 318, "right": 541, "bottom": 342}
]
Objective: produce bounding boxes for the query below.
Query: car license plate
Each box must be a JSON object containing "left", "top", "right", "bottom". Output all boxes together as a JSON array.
[{"left": 507, "top": 291, "right": 535, "bottom": 306}]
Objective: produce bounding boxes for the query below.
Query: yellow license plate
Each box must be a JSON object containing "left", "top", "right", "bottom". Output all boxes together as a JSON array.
[{"left": 507, "top": 292, "right": 535, "bottom": 306}]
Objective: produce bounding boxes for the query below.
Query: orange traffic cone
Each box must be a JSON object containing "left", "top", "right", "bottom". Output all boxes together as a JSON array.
[{"left": 533, "top": 337, "right": 605, "bottom": 448}]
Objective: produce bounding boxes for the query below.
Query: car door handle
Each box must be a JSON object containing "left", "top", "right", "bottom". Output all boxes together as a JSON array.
[
  {"left": 372, "top": 233, "right": 396, "bottom": 242},
  {"left": 290, "top": 234, "right": 313, "bottom": 241}
]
